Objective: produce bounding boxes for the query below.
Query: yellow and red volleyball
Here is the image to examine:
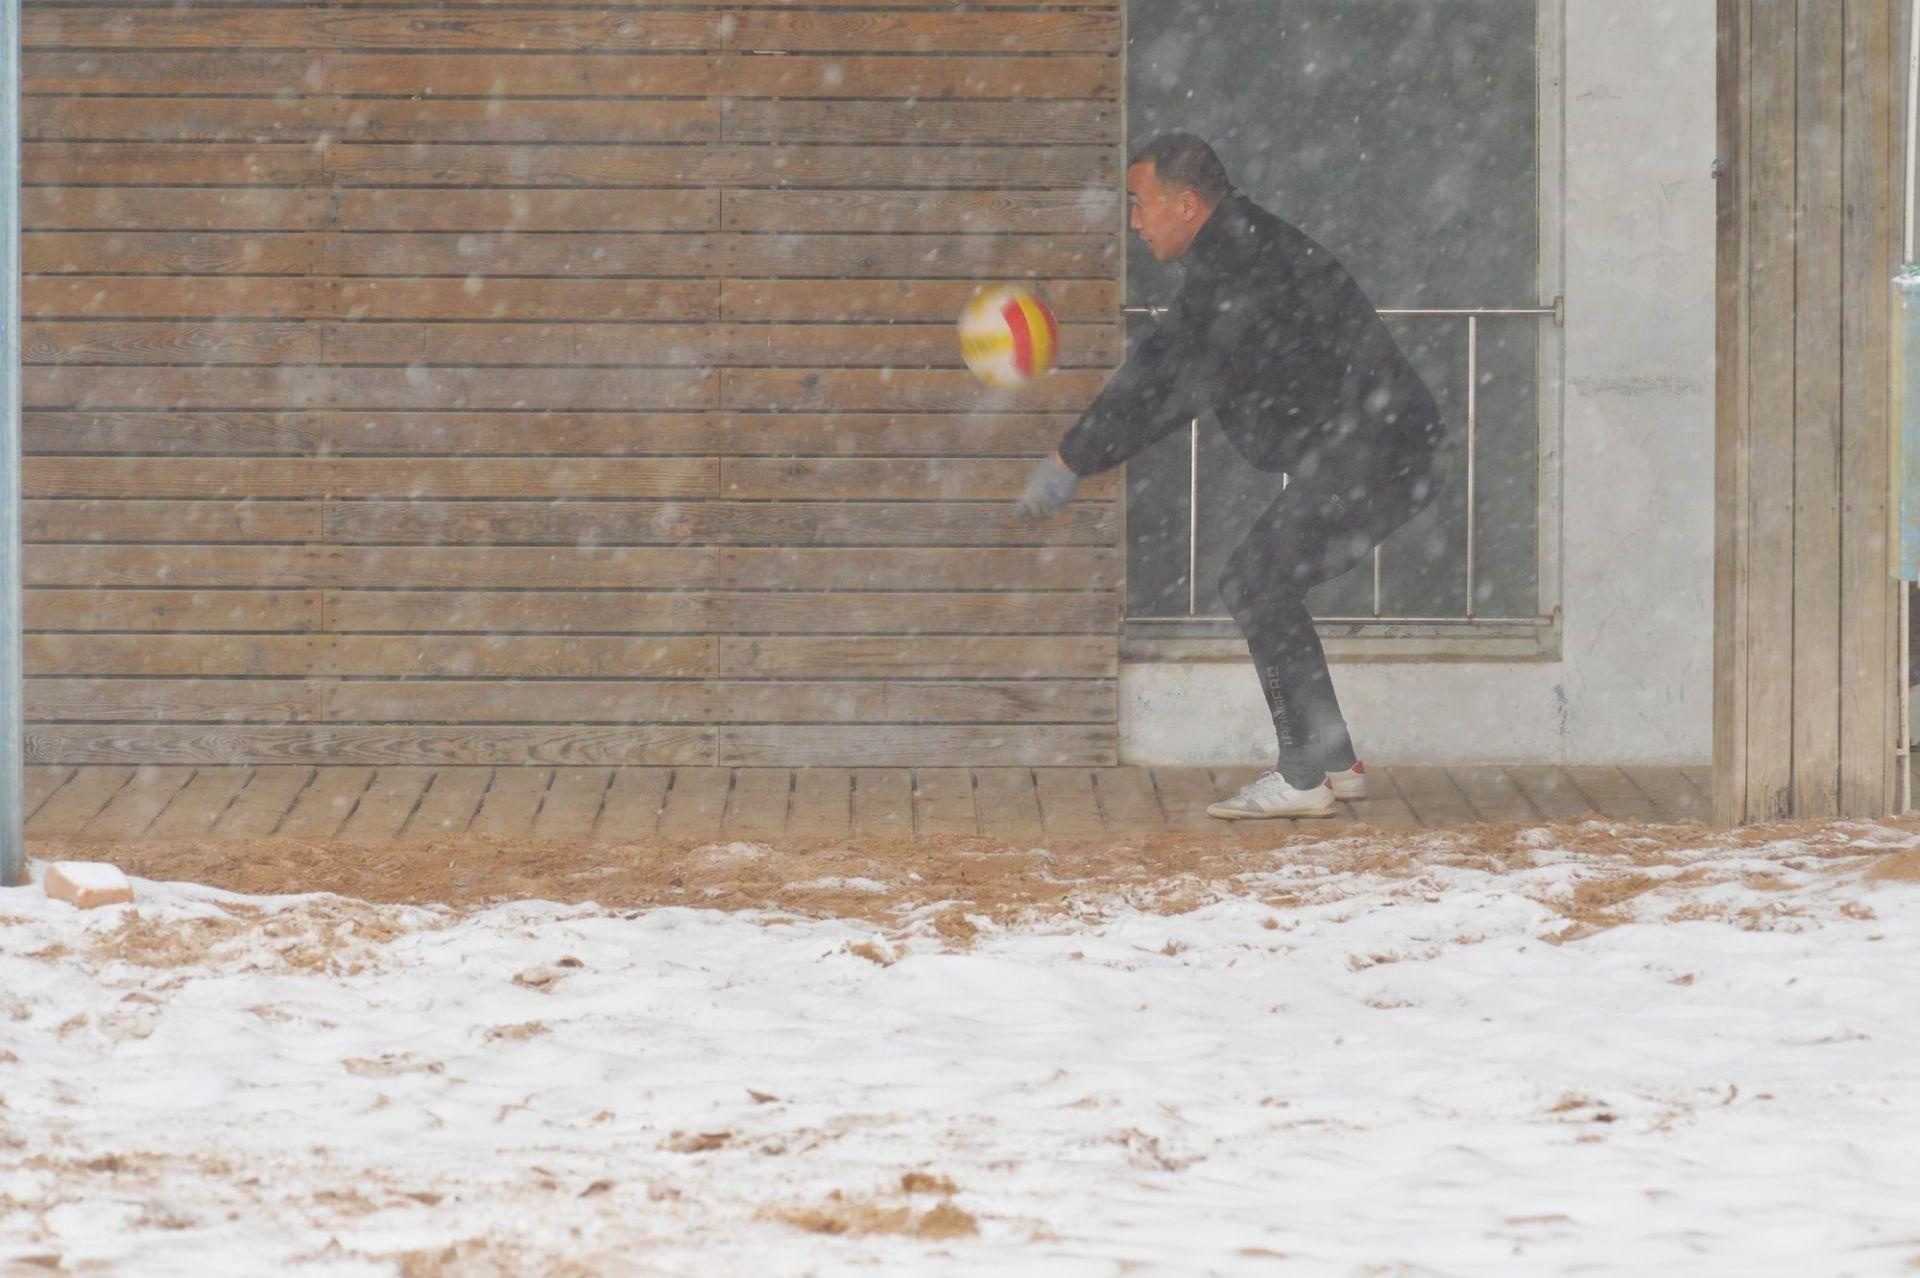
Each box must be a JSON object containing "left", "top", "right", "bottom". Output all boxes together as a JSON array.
[{"left": 958, "top": 286, "right": 1060, "bottom": 388}]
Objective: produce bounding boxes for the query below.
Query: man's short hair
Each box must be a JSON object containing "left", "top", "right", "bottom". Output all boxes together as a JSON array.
[{"left": 1127, "top": 133, "right": 1233, "bottom": 205}]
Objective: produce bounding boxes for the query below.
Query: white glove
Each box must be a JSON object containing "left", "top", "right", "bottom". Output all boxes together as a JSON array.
[{"left": 1016, "top": 454, "right": 1079, "bottom": 520}]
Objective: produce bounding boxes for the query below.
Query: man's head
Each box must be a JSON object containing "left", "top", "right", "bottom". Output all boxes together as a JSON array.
[{"left": 1126, "top": 133, "right": 1232, "bottom": 261}]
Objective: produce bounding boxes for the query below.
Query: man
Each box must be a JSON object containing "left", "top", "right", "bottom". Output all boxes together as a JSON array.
[{"left": 1017, "top": 133, "right": 1447, "bottom": 820}]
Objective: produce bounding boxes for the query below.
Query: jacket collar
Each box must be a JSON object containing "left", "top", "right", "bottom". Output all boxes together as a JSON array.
[{"left": 1182, "top": 189, "right": 1249, "bottom": 274}]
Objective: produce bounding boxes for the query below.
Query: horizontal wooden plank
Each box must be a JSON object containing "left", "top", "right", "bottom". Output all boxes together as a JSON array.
[
  {"left": 323, "top": 635, "right": 716, "bottom": 678},
  {"left": 713, "top": 591, "right": 1118, "bottom": 634},
  {"left": 324, "top": 546, "right": 715, "bottom": 588},
  {"left": 721, "top": 189, "right": 1118, "bottom": 234},
  {"left": 24, "top": 499, "right": 320, "bottom": 542},
  {"left": 320, "top": 231, "right": 1116, "bottom": 279},
  {"left": 327, "top": 0, "right": 1118, "bottom": 8},
  {"left": 720, "top": 458, "right": 1117, "bottom": 501},
  {"left": 22, "top": 545, "right": 1114, "bottom": 593},
  {"left": 337, "top": 99, "right": 719, "bottom": 144},
  {"left": 327, "top": 53, "right": 718, "bottom": 96},
  {"left": 322, "top": 322, "right": 714, "bottom": 367},
  {"left": 117, "top": 589, "right": 1121, "bottom": 635},
  {"left": 27, "top": 277, "right": 321, "bottom": 319},
  {"left": 328, "top": 278, "right": 716, "bottom": 320},
  {"left": 25, "top": 633, "right": 316, "bottom": 676},
  {"left": 722, "top": 368, "right": 1107, "bottom": 412},
  {"left": 24, "top": 51, "right": 318, "bottom": 95},
  {"left": 24, "top": 10, "right": 726, "bottom": 53},
  {"left": 22, "top": 634, "right": 717, "bottom": 678},
  {"left": 314, "top": 679, "right": 1110, "bottom": 724},
  {"left": 25, "top": 410, "right": 1072, "bottom": 457},
  {"left": 24, "top": 142, "right": 321, "bottom": 186},
  {"left": 720, "top": 234, "right": 1117, "bottom": 279},
  {"left": 24, "top": 283, "right": 1108, "bottom": 331},
  {"left": 28, "top": 52, "right": 1116, "bottom": 101},
  {"left": 43, "top": 591, "right": 1104, "bottom": 637},
  {"left": 720, "top": 725, "right": 1114, "bottom": 767},
  {"left": 327, "top": 590, "right": 712, "bottom": 633},
  {"left": 24, "top": 410, "right": 319, "bottom": 454},
  {"left": 24, "top": 276, "right": 715, "bottom": 321},
  {"left": 311, "top": 411, "right": 715, "bottom": 455},
  {"left": 25, "top": 545, "right": 318, "bottom": 588},
  {"left": 721, "top": 99, "right": 1119, "bottom": 146},
  {"left": 22, "top": 187, "right": 325, "bottom": 231},
  {"left": 718, "top": 546, "right": 1118, "bottom": 590},
  {"left": 716, "top": 322, "right": 1119, "bottom": 368},
  {"left": 26, "top": 679, "right": 317, "bottom": 723},
  {"left": 324, "top": 499, "right": 1117, "bottom": 546},
  {"left": 24, "top": 725, "right": 716, "bottom": 767},
  {"left": 325, "top": 144, "right": 1111, "bottom": 190},
  {"left": 329, "top": 457, "right": 716, "bottom": 498},
  {"left": 23, "top": 454, "right": 318, "bottom": 495},
  {"left": 24, "top": 321, "right": 318, "bottom": 365},
  {"left": 25, "top": 366, "right": 718, "bottom": 410},
  {"left": 725, "top": 11, "right": 1116, "bottom": 53},
  {"left": 321, "top": 231, "right": 713, "bottom": 277},
  {"left": 26, "top": 366, "right": 325, "bottom": 409},
  {"left": 721, "top": 279, "right": 1117, "bottom": 323},
  {"left": 307, "top": 319, "right": 1113, "bottom": 369},
  {"left": 25, "top": 232, "right": 319, "bottom": 275},
  {"left": 23, "top": 545, "right": 719, "bottom": 589},
  {"left": 718, "top": 634, "right": 1115, "bottom": 679},
  {"left": 331, "top": 189, "right": 719, "bottom": 232},
  {"left": 26, "top": 188, "right": 714, "bottom": 235},
  {"left": 24, "top": 96, "right": 326, "bottom": 143},
  {"left": 696, "top": 413, "right": 1073, "bottom": 457},
  {"left": 25, "top": 589, "right": 321, "bottom": 632},
  {"left": 709, "top": 54, "right": 1118, "bottom": 100}
]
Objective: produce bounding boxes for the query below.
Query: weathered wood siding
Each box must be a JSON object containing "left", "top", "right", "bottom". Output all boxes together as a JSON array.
[
  {"left": 1715, "top": 0, "right": 1903, "bottom": 821},
  {"left": 17, "top": 0, "right": 1126, "bottom": 767}
]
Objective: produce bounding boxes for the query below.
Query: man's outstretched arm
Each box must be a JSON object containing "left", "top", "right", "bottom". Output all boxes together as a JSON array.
[
  {"left": 1014, "top": 302, "right": 1218, "bottom": 519},
  {"left": 1056, "top": 301, "right": 1218, "bottom": 477}
]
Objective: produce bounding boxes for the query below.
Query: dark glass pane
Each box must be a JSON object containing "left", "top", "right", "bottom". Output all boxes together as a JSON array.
[{"left": 1124, "top": 0, "right": 1540, "bottom": 621}]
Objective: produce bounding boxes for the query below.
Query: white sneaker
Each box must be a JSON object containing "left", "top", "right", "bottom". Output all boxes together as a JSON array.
[
  {"left": 1326, "top": 762, "right": 1367, "bottom": 801},
  {"left": 1206, "top": 772, "right": 1338, "bottom": 820}
]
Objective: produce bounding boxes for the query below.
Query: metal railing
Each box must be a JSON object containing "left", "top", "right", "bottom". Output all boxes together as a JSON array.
[{"left": 1121, "top": 302, "right": 1562, "bottom": 626}]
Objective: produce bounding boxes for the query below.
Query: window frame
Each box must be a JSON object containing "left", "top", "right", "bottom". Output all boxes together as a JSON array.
[{"left": 1116, "top": 0, "right": 1567, "bottom": 665}]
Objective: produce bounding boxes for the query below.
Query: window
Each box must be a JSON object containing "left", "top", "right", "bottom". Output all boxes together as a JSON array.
[{"left": 1122, "top": 0, "right": 1562, "bottom": 659}]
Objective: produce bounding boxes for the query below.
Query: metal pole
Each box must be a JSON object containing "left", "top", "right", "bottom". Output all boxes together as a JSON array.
[
  {"left": 1, "top": 0, "right": 22, "bottom": 887},
  {"left": 1464, "top": 315, "right": 1479, "bottom": 620},
  {"left": 1902, "top": 581, "right": 1911, "bottom": 813},
  {"left": 1187, "top": 419, "right": 1198, "bottom": 616}
]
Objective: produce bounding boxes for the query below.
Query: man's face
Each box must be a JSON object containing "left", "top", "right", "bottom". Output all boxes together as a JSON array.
[{"left": 1127, "top": 160, "right": 1209, "bottom": 262}]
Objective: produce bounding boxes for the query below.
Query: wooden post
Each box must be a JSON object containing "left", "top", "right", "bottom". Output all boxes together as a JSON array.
[
  {"left": 1716, "top": 0, "right": 1906, "bottom": 823},
  {"left": 0, "top": 0, "right": 21, "bottom": 886}
]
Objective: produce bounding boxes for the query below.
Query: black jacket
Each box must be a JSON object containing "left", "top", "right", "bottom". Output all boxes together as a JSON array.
[{"left": 1056, "top": 192, "right": 1444, "bottom": 485}]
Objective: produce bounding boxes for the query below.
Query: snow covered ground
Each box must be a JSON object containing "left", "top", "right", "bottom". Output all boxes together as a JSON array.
[{"left": 3, "top": 826, "right": 1920, "bottom": 1276}]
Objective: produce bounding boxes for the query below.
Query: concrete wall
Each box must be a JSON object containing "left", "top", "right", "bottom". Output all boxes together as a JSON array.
[{"left": 1121, "top": 1, "right": 1717, "bottom": 767}]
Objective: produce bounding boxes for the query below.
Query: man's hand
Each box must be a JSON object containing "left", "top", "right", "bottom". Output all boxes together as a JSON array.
[{"left": 1016, "top": 453, "right": 1079, "bottom": 520}]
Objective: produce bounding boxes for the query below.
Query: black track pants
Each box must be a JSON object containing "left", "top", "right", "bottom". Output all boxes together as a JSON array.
[{"left": 1218, "top": 458, "right": 1445, "bottom": 788}]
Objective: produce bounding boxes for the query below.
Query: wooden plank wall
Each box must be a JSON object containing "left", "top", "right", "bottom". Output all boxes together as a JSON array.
[
  {"left": 1714, "top": 0, "right": 1903, "bottom": 821},
  {"left": 16, "top": 0, "right": 1127, "bottom": 768}
]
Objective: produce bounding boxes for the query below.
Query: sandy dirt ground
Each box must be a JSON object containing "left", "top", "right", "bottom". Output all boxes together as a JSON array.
[{"left": 31, "top": 813, "right": 1920, "bottom": 930}]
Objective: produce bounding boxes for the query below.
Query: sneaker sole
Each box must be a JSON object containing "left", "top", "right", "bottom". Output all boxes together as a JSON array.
[
  {"left": 1206, "top": 802, "right": 1340, "bottom": 820},
  {"left": 1329, "top": 781, "right": 1366, "bottom": 801}
]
